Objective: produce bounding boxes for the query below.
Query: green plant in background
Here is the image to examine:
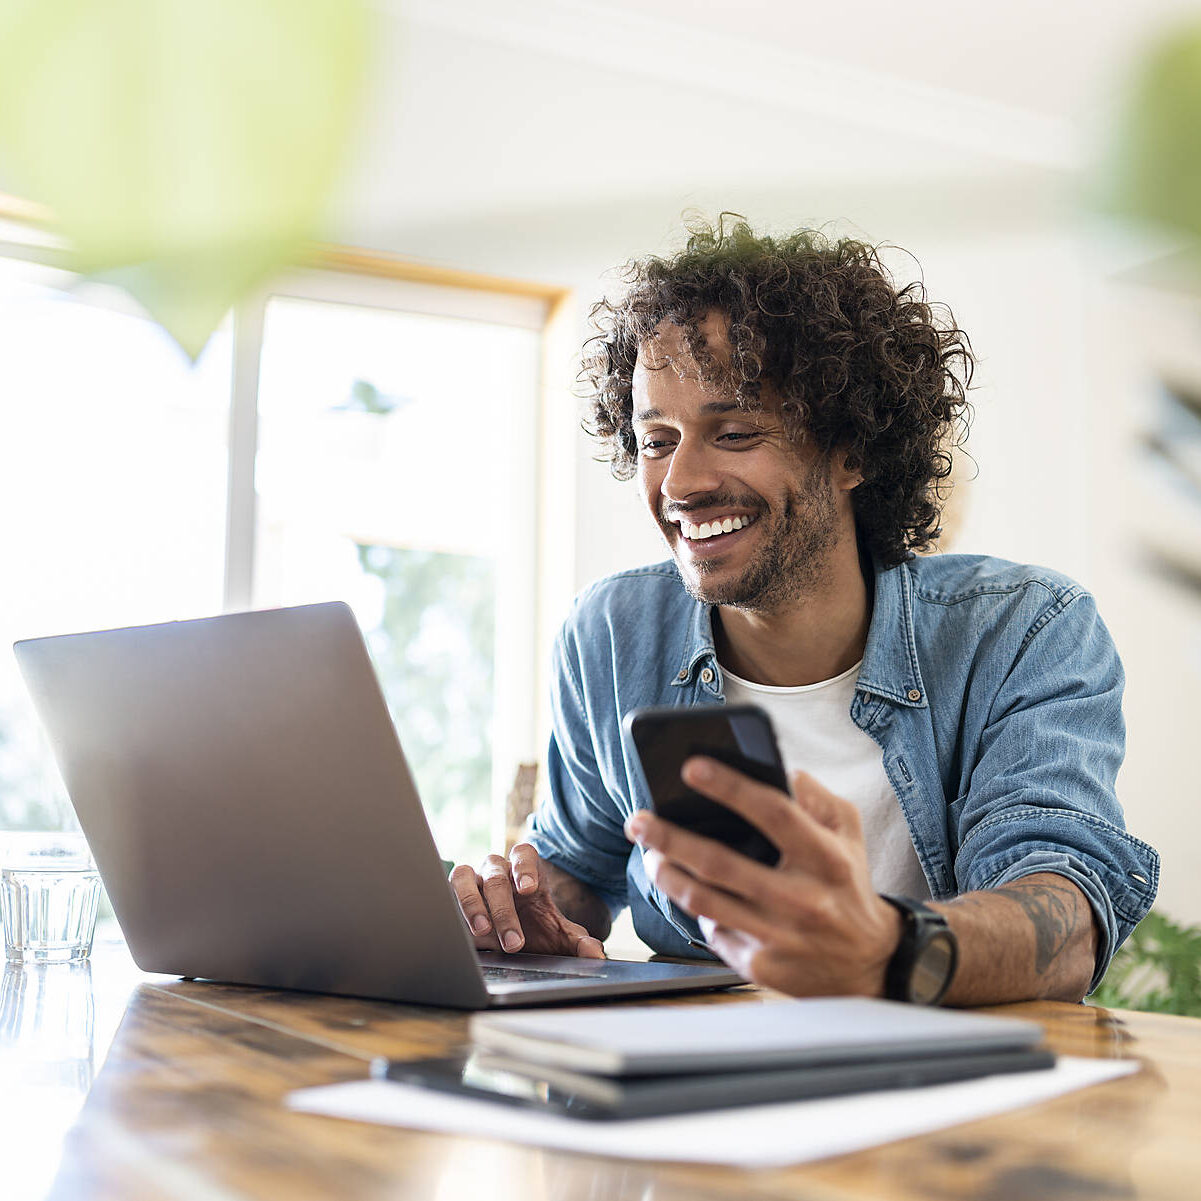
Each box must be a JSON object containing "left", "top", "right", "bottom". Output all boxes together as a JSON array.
[
  {"left": 0, "top": 0, "right": 370, "bottom": 358},
  {"left": 1097, "top": 18, "right": 1201, "bottom": 251},
  {"left": 1089, "top": 910, "right": 1201, "bottom": 1017},
  {"left": 355, "top": 544, "right": 497, "bottom": 864}
]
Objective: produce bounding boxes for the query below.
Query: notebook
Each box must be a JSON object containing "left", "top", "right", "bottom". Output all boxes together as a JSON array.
[{"left": 469, "top": 995, "right": 1044, "bottom": 1075}]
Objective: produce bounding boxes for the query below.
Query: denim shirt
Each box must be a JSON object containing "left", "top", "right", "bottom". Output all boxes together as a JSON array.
[{"left": 527, "top": 553, "right": 1160, "bottom": 992}]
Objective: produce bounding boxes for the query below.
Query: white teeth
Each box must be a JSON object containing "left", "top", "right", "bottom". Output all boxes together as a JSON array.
[{"left": 679, "top": 514, "right": 755, "bottom": 541}]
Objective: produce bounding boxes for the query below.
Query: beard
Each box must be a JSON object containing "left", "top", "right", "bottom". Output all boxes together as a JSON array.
[{"left": 666, "top": 461, "right": 839, "bottom": 614}]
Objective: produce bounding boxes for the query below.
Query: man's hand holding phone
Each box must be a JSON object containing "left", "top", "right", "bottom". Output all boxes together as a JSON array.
[
  {"left": 450, "top": 843, "right": 607, "bottom": 959},
  {"left": 625, "top": 755, "right": 902, "bottom": 997}
]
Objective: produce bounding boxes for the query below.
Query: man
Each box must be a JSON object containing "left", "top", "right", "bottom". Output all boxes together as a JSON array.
[{"left": 451, "top": 218, "right": 1159, "bottom": 1004}]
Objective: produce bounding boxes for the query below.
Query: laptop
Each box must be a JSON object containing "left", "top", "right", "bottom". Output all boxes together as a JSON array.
[{"left": 13, "top": 602, "right": 743, "bottom": 1007}]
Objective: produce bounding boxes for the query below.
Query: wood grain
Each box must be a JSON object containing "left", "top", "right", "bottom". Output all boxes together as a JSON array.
[{"left": 10, "top": 951, "right": 1199, "bottom": 1201}]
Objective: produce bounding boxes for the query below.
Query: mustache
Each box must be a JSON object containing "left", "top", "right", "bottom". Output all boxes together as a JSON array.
[{"left": 660, "top": 493, "right": 765, "bottom": 523}]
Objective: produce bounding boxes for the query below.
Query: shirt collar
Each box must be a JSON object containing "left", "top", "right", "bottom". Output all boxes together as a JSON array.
[
  {"left": 857, "top": 557, "right": 928, "bottom": 707},
  {"left": 669, "top": 557, "right": 928, "bottom": 707},
  {"left": 671, "top": 590, "right": 718, "bottom": 688}
]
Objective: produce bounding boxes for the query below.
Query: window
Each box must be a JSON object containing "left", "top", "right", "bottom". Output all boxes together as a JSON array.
[
  {"left": 250, "top": 277, "right": 545, "bottom": 860},
  {"left": 0, "top": 254, "right": 231, "bottom": 830},
  {"left": 0, "top": 229, "right": 562, "bottom": 867}
]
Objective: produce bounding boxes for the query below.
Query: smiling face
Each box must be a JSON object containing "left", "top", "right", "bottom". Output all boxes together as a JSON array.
[{"left": 633, "top": 316, "right": 858, "bottom": 613}]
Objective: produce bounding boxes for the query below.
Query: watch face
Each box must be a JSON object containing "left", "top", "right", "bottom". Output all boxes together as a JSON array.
[{"left": 910, "top": 932, "right": 956, "bottom": 1005}]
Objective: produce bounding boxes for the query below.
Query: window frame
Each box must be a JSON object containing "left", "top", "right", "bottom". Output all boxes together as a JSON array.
[{"left": 0, "top": 198, "right": 577, "bottom": 850}]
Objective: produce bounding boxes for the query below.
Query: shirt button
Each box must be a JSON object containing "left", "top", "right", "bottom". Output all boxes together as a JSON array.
[
  {"left": 700, "top": 668, "right": 715, "bottom": 685},
  {"left": 907, "top": 688, "right": 922, "bottom": 702},
  {"left": 677, "top": 669, "right": 688, "bottom": 681}
]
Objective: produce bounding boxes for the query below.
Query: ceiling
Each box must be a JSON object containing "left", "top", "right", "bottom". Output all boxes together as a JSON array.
[
  {"left": 572, "top": 0, "right": 1199, "bottom": 122},
  {"left": 331, "top": 0, "right": 1201, "bottom": 274}
]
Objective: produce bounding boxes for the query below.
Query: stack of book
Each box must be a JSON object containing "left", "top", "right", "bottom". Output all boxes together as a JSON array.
[{"left": 375, "top": 997, "right": 1054, "bottom": 1121}]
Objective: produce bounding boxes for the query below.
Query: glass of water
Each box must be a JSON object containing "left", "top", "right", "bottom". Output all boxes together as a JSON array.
[{"left": 1, "top": 833, "right": 101, "bottom": 964}]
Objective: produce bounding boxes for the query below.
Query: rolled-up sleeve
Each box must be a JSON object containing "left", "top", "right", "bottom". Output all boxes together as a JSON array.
[
  {"left": 951, "top": 592, "right": 1159, "bottom": 992},
  {"left": 526, "top": 627, "right": 631, "bottom": 918}
]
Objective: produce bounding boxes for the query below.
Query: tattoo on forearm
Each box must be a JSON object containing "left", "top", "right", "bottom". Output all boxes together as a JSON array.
[{"left": 994, "top": 883, "right": 1078, "bottom": 975}]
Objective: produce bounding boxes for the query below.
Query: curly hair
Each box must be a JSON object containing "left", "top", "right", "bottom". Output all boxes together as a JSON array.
[{"left": 582, "top": 215, "right": 974, "bottom": 568}]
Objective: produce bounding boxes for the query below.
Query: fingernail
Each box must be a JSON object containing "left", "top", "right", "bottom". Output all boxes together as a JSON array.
[
  {"left": 502, "top": 931, "right": 523, "bottom": 952},
  {"left": 470, "top": 915, "right": 490, "bottom": 935},
  {"left": 517, "top": 874, "right": 535, "bottom": 892},
  {"left": 627, "top": 814, "right": 648, "bottom": 840},
  {"left": 688, "top": 757, "right": 714, "bottom": 782}
]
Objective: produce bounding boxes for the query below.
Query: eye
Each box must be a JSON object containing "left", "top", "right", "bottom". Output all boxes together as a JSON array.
[
  {"left": 638, "top": 432, "right": 677, "bottom": 457},
  {"left": 717, "top": 429, "right": 763, "bottom": 447}
]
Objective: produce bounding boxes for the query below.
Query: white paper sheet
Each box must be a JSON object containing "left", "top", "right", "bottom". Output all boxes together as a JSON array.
[{"left": 286, "top": 1057, "right": 1137, "bottom": 1168}]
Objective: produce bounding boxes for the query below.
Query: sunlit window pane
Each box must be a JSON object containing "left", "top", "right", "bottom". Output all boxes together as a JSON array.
[
  {"left": 0, "top": 257, "right": 231, "bottom": 829},
  {"left": 254, "top": 296, "right": 540, "bottom": 863}
]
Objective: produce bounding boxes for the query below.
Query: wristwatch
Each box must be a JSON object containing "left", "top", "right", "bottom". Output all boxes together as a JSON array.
[{"left": 880, "top": 894, "right": 958, "bottom": 1005}]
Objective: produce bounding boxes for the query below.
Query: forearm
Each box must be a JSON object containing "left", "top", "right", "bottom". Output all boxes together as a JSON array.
[
  {"left": 933, "top": 872, "right": 1099, "bottom": 1005},
  {"left": 543, "top": 859, "right": 613, "bottom": 941}
]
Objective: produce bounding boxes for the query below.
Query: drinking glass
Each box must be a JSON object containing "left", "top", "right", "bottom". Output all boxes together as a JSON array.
[{"left": 1, "top": 833, "right": 101, "bottom": 964}]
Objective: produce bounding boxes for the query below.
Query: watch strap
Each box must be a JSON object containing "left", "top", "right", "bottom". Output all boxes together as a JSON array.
[{"left": 880, "top": 893, "right": 958, "bottom": 1005}]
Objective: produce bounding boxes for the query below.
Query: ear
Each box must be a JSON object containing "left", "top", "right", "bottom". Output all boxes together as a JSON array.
[{"left": 831, "top": 449, "right": 864, "bottom": 493}]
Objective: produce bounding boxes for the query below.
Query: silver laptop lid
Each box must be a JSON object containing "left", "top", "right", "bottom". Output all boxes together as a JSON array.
[{"left": 14, "top": 603, "right": 490, "bottom": 1007}]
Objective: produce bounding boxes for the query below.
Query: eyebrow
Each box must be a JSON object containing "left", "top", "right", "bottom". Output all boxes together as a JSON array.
[{"left": 633, "top": 401, "right": 743, "bottom": 424}]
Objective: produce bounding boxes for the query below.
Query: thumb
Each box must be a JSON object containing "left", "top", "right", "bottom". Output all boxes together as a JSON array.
[
  {"left": 790, "top": 770, "right": 847, "bottom": 832},
  {"left": 575, "top": 932, "right": 607, "bottom": 959}
]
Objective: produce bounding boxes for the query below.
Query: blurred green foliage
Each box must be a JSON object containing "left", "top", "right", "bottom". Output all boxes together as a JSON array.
[
  {"left": 1099, "top": 18, "right": 1201, "bottom": 250},
  {"left": 0, "top": 0, "right": 369, "bottom": 357},
  {"left": 1090, "top": 910, "right": 1201, "bottom": 1017},
  {"left": 355, "top": 543, "right": 496, "bottom": 864},
  {"left": 339, "top": 379, "right": 409, "bottom": 417}
]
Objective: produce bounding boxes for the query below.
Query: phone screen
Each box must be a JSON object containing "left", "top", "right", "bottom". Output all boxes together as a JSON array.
[
  {"left": 623, "top": 705, "right": 788, "bottom": 866},
  {"left": 374, "top": 1052, "right": 620, "bottom": 1119},
  {"left": 373, "top": 1047, "right": 1060, "bottom": 1122}
]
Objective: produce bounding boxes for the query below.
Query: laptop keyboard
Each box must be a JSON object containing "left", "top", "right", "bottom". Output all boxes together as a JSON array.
[{"left": 482, "top": 964, "right": 603, "bottom": 984}]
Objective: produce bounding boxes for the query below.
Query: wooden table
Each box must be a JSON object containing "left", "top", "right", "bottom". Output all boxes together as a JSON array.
[{"left": 3, "top": 935, "right": 1198, "bottom": 1201}]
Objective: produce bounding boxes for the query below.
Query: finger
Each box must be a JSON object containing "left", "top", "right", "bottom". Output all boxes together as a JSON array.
[
  {"left": 632, "top": 809, "right": 851, "bottom": 926},
  {"left": 702, "top": 920, "right": 755, "bottom": 971},
  {"left": 478, "top": 855, "right": 525, "bottom": 952},
  {"left": 508, "top": 842, "right": 540, "bottom": 896},
  {"left": 470, "top": 926, "right": 503, "bottom": 952},
  {"left": 570, "top": 926, "right": 607, "bottom": 959},
  {"left": 790, "top": 770, "right": 860, "bottom": 836},
  {"left": 640, "top": 845, "right": 665, "bottom": 882},
  {"left": 681, "top": 756, "right": 846, "bottom": 877},
  {"left": 449, "top": 863, "right": 494, "bottom": 937},
  {"left": 629, "top": 810, "right": 777, "bottom": 903},
  {"left": 629, "top": 808, "right": 832, "bottom": 923},
  {"left": 651, "top": 858, "right": 782, "bottom": 944}
]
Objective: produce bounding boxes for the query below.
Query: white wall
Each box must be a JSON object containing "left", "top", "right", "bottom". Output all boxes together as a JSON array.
[{"left": 1086, "top": 281, "right": 1201, "bottom": 924}]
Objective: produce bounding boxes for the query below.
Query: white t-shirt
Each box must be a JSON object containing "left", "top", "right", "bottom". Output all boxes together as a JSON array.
[{"left": 722, "top": 660, "right": 931, "bottom": 900}]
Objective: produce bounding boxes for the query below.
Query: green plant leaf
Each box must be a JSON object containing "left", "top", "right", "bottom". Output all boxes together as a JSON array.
[
  {"left": 0, "top": 0, "right": 370, "bottom": 357},
  {"left": 1095, "top": 18, "right": 1201, "bottom": 251},
  {"left": 1090, "top": 910, "right": 1201, "bottom": 1018}
]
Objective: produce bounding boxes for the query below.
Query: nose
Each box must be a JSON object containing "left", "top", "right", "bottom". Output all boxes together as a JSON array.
[{"left": 660, "top": 435, "right": 722, "bottom": 505}]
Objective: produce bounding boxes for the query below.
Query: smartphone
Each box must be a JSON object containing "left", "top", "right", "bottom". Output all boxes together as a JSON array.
[
  {"left": 622, "top": 704, "right": 789, "bottom": 866},
  {"left": 372, "top": 1046, "right": 1056, "bottom": 1121}
]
